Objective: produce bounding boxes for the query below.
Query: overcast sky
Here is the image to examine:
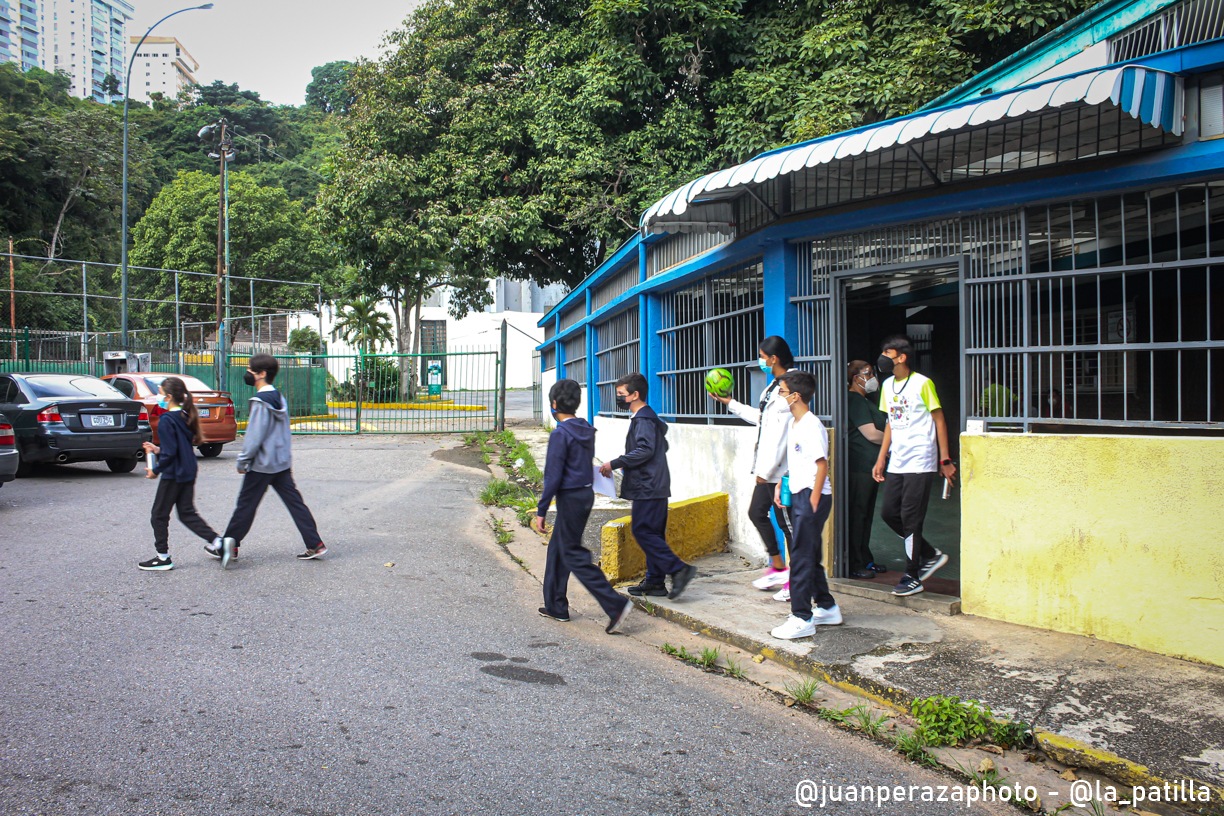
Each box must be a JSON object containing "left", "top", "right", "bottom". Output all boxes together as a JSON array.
[{"left": 131, "top": 1, "right": 419, "bottom": 106}]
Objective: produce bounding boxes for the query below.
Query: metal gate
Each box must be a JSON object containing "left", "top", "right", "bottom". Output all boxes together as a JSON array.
[{"left": 229, "top": 350, "right": 501, "bottom": 434}]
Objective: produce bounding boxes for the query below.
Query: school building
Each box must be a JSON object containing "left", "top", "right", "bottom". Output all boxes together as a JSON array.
[{"left": 537, "top": 0, "right": 1224, "bottom": 667}]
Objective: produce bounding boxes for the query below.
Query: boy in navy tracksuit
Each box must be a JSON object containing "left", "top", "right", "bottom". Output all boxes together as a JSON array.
[
  {"left": 599, "top": 372, "right": 697, "bottom": 600},
  {"left": 139, "top": 376, "right": 223, "bottom": 571},
  {"left": 217, "top": 354, "right": 324, "bottom": 568},
  {"left": 534, "top": 379, "right": 632, "bottom": 634}
]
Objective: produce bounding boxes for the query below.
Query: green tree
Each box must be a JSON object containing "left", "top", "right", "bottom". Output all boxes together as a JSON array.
[
  {"left": 305, "top": 62, "right": 355, "bottom": 115},
  {"left": 288, "top": 326, "right": 322, "bottom": 352},
  {"left": 331, "top": 296, "right": 395, "bottom": 414},
  {"left": 130, "top": 170, "right": 338, "bottom": 329}
]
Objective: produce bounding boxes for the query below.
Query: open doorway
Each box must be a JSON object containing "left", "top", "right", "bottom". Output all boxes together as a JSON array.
[{"left": 835, "top": 262, "right": 962, "bottom": 596}]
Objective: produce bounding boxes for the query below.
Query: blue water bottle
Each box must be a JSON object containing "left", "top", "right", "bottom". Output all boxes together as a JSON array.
[{"left": 780, "top": 474, "right": 792, "bottom": 507}]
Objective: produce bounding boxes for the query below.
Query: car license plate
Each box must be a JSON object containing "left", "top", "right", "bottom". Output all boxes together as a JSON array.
[
  {"left": 199, "top": 408, "right": 210, "bottom": 418},
  {"left": 91, "top": 414, "right": 115, "bottom": 427}
]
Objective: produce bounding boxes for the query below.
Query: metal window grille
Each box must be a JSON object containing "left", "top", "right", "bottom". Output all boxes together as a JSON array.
[
  {"left": 970, "top": 183, "right": 1224, "bottom": 429},
  {"left": 559, "top": 304, "right": 584, "bottom": 332},
  {"left": 592, "top": 265, "right": 639, "bottom": 310},
  {"left": 562, "top": 333, "right": 587, "bottom": 385},
  {"left": 544, "top": 322, "right": 555, "bottom": 341},
  {"left": 595, "top": 307, "right": 640, "bottom": 416},
  {"left": 646, "top": 231, "right": 733, "bottom": 277},
  {"left": 1110, "top": 0, "right": 1224, "bottom": 62},
  {"left": 542, "top": 346, "right": 556, "bottom": 371},
  {"left": 658, "top": 259, "right": 765, "bottom": 421}
]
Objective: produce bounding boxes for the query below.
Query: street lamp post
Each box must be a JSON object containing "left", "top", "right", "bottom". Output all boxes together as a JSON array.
[{"left": 120, "top": 2, "right": 213, "bottom": 349}]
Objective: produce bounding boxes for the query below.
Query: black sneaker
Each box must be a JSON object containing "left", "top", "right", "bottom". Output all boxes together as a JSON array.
[
  {"left": 138, "top": 555, "right": 173, "bottom": 571},
  {"left": 297, "top": 543, "right": 327, "bottom": 560},
  {"left": 867, "top": 562, "right": 888, "bottom": 574},
  {"left": 892, "top": 575, "right": 924, "bottom": 596},
  {"left": 538, "top": 607, "right": 570, "bottom": 622},
  {"left": 667, "top": 564, "right": 698, "bottom": 600},
  {"left": 626, "top": 581, "right": 667, "bottom": 597},
  {"left": 919, "top": 550, "right": 948, "bottom": 582},
  {"left": 204, "top": 539, "right": 223, "bottom": 559}
]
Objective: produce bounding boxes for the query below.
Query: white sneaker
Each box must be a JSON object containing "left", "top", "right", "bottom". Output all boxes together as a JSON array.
[
  {"left": 773, "top": 586, "right": 791, "bottom": 602},
  {"left": 771, "top": 615, "right": 815, "bottom": 640},
  {"left": 752, "top": 567, "right": 790, "bottom": 590},
  {"left": 811, "top": 605, "right": 843, "bottom": 626}
]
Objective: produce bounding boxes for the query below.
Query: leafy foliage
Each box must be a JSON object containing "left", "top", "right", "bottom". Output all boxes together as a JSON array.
[
  {"left": 305, "top": 62, "right": 355, "bottom": 115},
  {"left": 129, "top": 170, "right": 336, "bottom": 326},
  {"left": 910, "top": 695, "right": 1030, "bottom": 748},
  {"left": 320, "top": 0, "right": 1093, "bottom": 288}
]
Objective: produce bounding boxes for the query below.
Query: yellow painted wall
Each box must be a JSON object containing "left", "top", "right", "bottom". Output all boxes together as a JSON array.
[{"left": 961, "top": 434, "right": 1224, "bottom": 667}]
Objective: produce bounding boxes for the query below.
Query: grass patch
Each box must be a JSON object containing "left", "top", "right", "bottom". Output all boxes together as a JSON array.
[
  {"left": 723, "top": 656, "right": 745, "bottom": 678},
  {"left": 480, "top": 478, "right": 524, "bottom": 507},
  {"left": 892, "top": 730, "right": 937, "bottom": 766},
  {"left": 783, "top": 677, "right": 821, "bottom": 705},
  {"left": 850, "top": 706, "right": 890, "bottom": 738}
]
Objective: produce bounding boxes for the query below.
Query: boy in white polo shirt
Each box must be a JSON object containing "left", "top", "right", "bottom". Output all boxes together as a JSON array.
[
  {"left": 872, "top": 335, "right": 956, "bottom": 596},
  {"left": 770, "top": 370, "right": 842, "bottom": 639}
]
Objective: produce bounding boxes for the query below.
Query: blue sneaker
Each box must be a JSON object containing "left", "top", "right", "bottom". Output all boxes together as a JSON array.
[
  {"left": 919, "top": 550, "right": 948, "bottom": 582},
  {"left": 892, "top": 575, "right": 924, "bottom": 596}
]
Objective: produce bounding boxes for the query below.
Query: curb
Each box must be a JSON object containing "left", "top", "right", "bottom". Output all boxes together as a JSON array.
[
  {"left": 625, "top": 595, "right": 1224, "bottom": 808},
  {"left": 236, "top": 414, "right": 337, "bottom": 431}
]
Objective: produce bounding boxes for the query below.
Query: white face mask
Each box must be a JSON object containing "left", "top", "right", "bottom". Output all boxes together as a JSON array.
[{"left": 862, "top": 375, "right": 879, "bottom": 393}]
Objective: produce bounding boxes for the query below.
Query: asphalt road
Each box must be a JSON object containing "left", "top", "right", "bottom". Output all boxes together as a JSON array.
[{"left": 0, "top": 437, "right": 1006, "bottom": 815}]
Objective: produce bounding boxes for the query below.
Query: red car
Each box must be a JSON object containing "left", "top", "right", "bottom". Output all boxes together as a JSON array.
[{"left": 102, "top": 373, "right": 237, "bottom": 458}]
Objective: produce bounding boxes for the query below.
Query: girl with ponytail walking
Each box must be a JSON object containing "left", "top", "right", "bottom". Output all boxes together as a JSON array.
[{"left": 138, "top": 376, "right": 223, "bottom": 571}]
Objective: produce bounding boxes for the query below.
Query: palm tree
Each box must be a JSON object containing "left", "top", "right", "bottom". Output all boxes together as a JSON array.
[{"left": 332, "top": 297, "right": 394, "bottom": 419}]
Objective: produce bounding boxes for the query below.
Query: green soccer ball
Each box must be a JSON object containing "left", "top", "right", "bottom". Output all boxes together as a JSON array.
[{"left": 705, "top": 368, "right": 734, "bottom": 398}]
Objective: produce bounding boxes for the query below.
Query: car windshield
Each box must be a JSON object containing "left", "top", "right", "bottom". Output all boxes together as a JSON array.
[
  {"left": 143, "top": 375, "right": 213, "bottom": 393},
  {"left": 25, "top": 376, "right": 126, "bottom": 399}
]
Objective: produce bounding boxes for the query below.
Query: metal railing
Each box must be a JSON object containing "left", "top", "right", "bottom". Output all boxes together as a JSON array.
[
  {"left": 595, "top": 307, "right": 639, "bottom": 417},
  {"left": 1110, "top": 0, "right": 1224, "bottom": 62}
]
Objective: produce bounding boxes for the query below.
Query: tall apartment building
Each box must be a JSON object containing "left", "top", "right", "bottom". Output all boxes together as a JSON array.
[
  {"left": 33, "top": 0, "right": 134, "bottom": 102},
  {"left": 0, "top": 0, "right": 41, "bottom": 72},
  {"left": 127, "top": 35, "right": 198, "bottom": 104}
]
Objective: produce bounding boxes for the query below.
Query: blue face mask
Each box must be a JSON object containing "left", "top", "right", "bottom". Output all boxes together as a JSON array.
[
  {"left": 758, "top": 358, "right": 770, "bottom": 373},
  {"left": 157, "top": 396, "right": 169, "bottom": 410}
]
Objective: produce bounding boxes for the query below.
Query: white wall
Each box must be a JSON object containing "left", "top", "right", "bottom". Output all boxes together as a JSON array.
[{"left": 593, "top": 416, "right": 765, "bottom": 561}]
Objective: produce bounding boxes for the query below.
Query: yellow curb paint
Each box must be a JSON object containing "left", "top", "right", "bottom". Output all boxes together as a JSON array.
[
  {"left": 237, "top": 414, "right": 338, "bottom": 431},
  {"left": 600, "top": 493, "right": 729, "bottom": 582}
]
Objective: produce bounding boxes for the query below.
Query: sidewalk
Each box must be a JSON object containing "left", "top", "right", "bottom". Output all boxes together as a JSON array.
[{"left": 502, "top": 429, "right": 1224, "bottom": 804}]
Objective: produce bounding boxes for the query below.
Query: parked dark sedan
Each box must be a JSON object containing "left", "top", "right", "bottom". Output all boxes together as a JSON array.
[
  {"left": 0, "top": 373, "right": 151, "bottom": 474},
  {"left": 0, "top": 419, "right": 16, "bottom": 487}
]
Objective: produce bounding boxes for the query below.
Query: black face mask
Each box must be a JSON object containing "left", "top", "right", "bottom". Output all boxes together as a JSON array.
[
  {"left": 876, "top": 354, "right": 895, "bottom": 376},
  {"left": 615, "top": 396, "right": 630, "bottom": 410},
  {"left": 243, "top": 371, "right": 256, "bottom": 387}
]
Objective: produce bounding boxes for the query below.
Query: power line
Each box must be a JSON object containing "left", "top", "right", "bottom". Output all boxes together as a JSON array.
[{"left": 228, "top": 127, "right": 328, "bottom": 181}]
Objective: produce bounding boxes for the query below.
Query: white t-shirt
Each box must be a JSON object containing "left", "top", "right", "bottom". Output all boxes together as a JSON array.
[
  {"left": 879, "top": 371, "right": 941, "bottom": 474},
  {"left": 786, "top": 412, "right": 832, "bottom": 496}
]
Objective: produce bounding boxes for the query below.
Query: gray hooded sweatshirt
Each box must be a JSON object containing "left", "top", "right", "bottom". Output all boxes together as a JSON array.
[{"left": 237, "top": 389, "right": 293, "bottom": 473}]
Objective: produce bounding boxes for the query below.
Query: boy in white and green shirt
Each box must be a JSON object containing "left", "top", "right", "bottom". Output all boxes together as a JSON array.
[{"left": 871, "top": 335, "right": 957, "bottom": 596}]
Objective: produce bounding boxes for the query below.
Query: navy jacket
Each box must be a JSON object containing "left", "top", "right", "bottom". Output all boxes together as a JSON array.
[
  {"left": 153, "top": 410, "right": 198, "bottom": 483},
  {"left": 537, "top": 417, "right": 596, "bottom": 516},
  {"left": 610, "top": 405, "right": 670, "bottom": 500}
]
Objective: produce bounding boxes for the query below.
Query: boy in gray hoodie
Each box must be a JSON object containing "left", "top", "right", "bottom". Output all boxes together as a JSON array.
[{"left": 215, "top": 354, "right": 324, "bottom": 568}]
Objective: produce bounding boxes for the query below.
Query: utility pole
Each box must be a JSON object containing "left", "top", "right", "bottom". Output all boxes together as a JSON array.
[
  {"left": 8, "top": 236, "right": 14, "bottom": 360},
  {"left": 214, "top": 118, "right": 228, "bottom": 337}
]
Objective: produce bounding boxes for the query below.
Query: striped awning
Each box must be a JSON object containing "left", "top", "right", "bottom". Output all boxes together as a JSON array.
[{"left": 641, "top": 65, "right": 1184, "bottom": 235}]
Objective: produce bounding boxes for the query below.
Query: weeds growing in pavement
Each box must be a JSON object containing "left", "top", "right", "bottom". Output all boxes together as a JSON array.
[
  {"left": 488, "top": 516, "right": 514, "bottom": 545},
  {"left": 812, "top": 705, "right": 859, "bottom": 724},
  {"left": 892, "top": 730, "right": 937, "bottom": 766},
  {"left": 783, "top": 677, "right": 821, "bottom": 704},
  {"left": 910, "top": 695, "right": 1029, "bottom": 748},
  {"left": 851, "top": 706, "right": 890, "bottom": 738},
  {"left": 723, "top": 656, "right": 745, "bottom": 678},
  {"left": 480, "top": 478, "right": 522, "bottom": 507},
  {"left": 696, "top": 647, "right": 720, "bottom": 669},
  {"left": 661, "top": 643, "right": 678, "bottom": 656},
  {"left": 511, "top": 495, "right": 538, "bottom": 528}
]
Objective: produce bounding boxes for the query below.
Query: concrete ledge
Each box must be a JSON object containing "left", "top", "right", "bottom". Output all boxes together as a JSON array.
[
  {"left": 237, "top": 413, "right": 337, "bottom": 431},
  {"left": 600, "top": 493, "right": 729, "bottom": 582},
  {"left": 828, "top": 578, "right": 961, "bottom": 616}
]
